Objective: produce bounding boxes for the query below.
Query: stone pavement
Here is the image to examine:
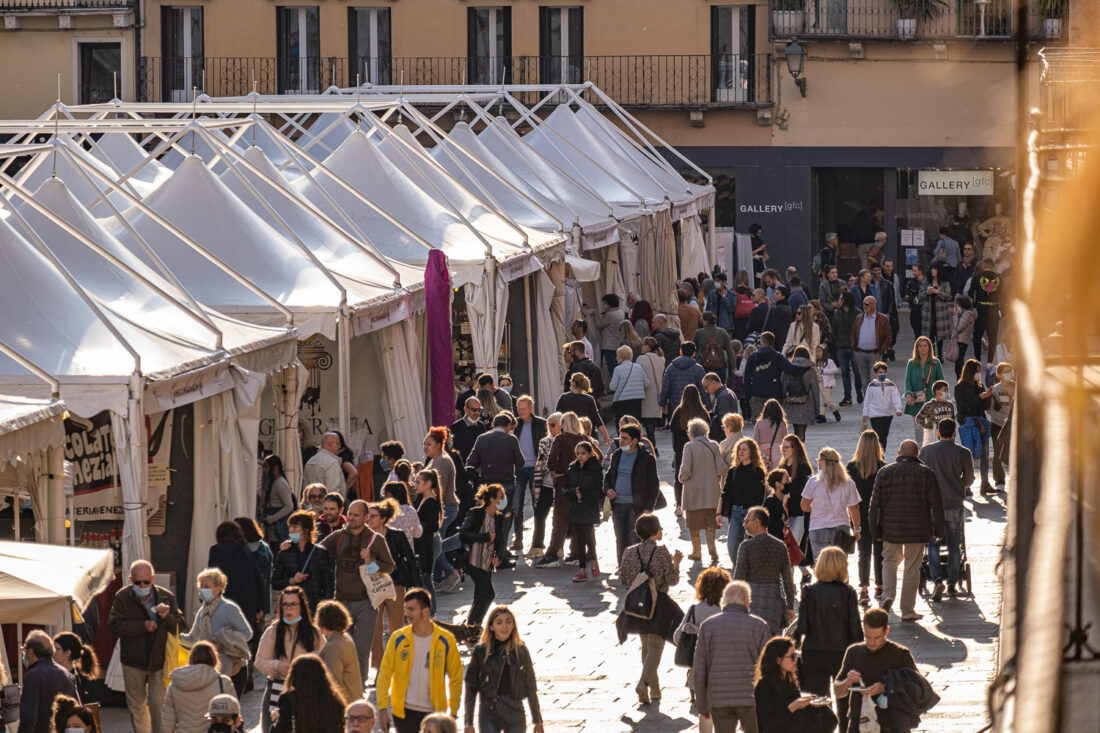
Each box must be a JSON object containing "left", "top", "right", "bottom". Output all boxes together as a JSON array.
[{"left": 102, "top": 316, "right": 1003, "bottom": 732}]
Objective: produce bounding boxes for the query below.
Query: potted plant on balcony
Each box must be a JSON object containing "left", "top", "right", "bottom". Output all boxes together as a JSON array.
[
  {"left": 893, "top": 0, "right": 947, "bottom": 39},
  {"left": 772, "top": 0, "right": 806, "bottom": 36},
  {"left": 1039, "top": 0, "right": 1066, "bottom": 39}
]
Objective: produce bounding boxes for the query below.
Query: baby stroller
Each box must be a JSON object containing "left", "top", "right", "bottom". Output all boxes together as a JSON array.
[{"left": 919, "top": 522, "right": 973, "bottom": 597}]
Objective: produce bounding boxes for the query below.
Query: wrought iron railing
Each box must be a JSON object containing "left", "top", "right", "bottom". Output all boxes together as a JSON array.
[
  {"left": 769, "top": 0, "right": 1063, "bottom": 40},
  {"left": 139, "top": 54, "right": 774, "bottom": 107},
  {"left": 0, "top": 0, "right": 133, "bottom": 9}
]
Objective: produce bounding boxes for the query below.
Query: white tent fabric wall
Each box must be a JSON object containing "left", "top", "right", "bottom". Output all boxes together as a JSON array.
[
  {"left": 680, "top": 216, "right": 709, "bottom": 287},
  {"left": 111, "top": 375, "right": 146, "bottom": 574},
  {"left": 272, "top": 362, "right": 309, "bottom": 496},
  {"left": 187, "top": 366, "right": 266, "bottom": 618},
  {"left": 654, "top": 208, "right": 679, "bottom": 314},
  {"left": 635, "top": 215, "right": 660, "bottom": 313},
  {"left": 601, "top": 242, "right": 627, "bottom": 304},
  {"left": 618, "top": 230, "right": 642, "bottom": 302},
  {"left": 376, "top": 321, "right": 429, "bottom": 458},
  {"left": 534, "top": 264, "right": 567, "bottom": 413},
  {"left": 464, "top": 263, "right": 510, "bottom": 382}
]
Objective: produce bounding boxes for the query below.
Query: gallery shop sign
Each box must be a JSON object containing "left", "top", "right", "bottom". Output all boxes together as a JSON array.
[{"left": 917, "top": 170, "right": 994, "bottom": 196}]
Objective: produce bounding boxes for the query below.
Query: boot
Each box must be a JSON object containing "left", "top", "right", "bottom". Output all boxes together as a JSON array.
[
  {"left": 688, "top": 533, "right": 702, "bottom": 561},
  {"left": 706, "top": 530, "right": 719, "bottom": 565},
  {"left": 833, "top": 410, "right": 842, "bottom": 422}
]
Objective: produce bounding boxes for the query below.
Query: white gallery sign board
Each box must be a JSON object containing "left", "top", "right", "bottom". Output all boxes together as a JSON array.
[{"left": 917, "top": 170, "right": 994, "bottom": 196}]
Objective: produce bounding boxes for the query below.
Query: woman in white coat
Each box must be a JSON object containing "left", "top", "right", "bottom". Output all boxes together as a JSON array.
[
  {"left": 637, "top": 336, "right": 665, "bottom": 446},
  {"left": 677, "top": 418, "right": 727, "bottom": 564},
  {"left": 162, "top": 641, "right": 234, "bottom": 733}
]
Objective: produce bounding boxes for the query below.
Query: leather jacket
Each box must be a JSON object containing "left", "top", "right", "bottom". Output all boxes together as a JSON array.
[{"left": 463, "top": 642, "right": 542, "bottom": 726}]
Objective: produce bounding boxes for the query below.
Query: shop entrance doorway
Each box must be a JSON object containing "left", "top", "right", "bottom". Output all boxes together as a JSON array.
[{"left": 812, "top": 168, "right": 884, "bottom": 278}]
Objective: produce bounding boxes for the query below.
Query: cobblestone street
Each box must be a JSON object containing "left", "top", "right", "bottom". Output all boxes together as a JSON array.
[{"left": 99, "top": 322, "right": 1004, "bottom": 733}]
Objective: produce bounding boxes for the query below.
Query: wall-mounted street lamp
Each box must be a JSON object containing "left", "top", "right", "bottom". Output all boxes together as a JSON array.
[{"left": 786, "top": 40, "right": 806, "bottom": 97}]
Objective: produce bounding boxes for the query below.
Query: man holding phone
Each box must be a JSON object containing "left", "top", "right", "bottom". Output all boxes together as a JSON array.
[{"left": 834, "top": 608, "right": 916, "bottom": 732}]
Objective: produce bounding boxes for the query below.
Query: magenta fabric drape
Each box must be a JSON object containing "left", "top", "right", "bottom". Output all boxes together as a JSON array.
[{"left": 425, "top": 249, "right": 455, "bottom": 428}]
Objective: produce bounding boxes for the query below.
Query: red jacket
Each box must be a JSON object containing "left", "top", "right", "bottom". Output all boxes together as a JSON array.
[{"left": 851, "top": 313, "right": 892, "bottom": 355}]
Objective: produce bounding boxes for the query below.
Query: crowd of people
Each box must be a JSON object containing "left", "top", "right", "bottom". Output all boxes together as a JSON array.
[{"left": 14, "top": 238, "right": 1007, "bottom": 733}]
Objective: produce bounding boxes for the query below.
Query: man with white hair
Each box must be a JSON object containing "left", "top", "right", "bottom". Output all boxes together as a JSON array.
[
  {"left": 18, "top": 629, "right": 77, "bottom": 733},
  {"left": 303, "top": 431, "right": 346, "bottom": 497},
  {"left": 108, "top": 560, "right": 187, "bottom": 733},
  {"left": 693, "top": 580, "right": 769, "bottom": 733},
  {"left": 343, "top": 699, "right": 378, "bottom": 733}
]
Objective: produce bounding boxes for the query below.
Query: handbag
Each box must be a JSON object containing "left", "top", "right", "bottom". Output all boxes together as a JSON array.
[
  {"left": 943, "top": 340, "right": 959, "bottom": 362},
  {"left": 360, "top": 534, "right": 397, "bottom": 609},
  {"left": 833, "top": 523, "right": 857, "bottom": 554},
  {"left": 783, "top": 524, "right": 805, "bottom": 566},
  {"left": 673, "top": 606, "right": 698, "bottom": 667},
  {"left": 1, "top": 683, "right": 19, "bottom": 724},
  {"left": 487, "top": 647, "right": 526, "bottom": 727},
  {"left": 623, "top": 546, "right": 658, "bottom": 620}
]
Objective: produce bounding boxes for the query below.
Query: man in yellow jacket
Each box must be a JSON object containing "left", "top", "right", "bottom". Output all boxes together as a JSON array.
[{"left": 377, "top": 588, "right": 463, "bottom": 732}]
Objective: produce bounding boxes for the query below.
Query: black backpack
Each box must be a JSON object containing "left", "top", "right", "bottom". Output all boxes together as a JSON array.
[
  {"left": 785, "top": 368, "right": 810, "bottom": 404},
  {"left": 386, "top": 529, "right": 422, "bottom": 588}
]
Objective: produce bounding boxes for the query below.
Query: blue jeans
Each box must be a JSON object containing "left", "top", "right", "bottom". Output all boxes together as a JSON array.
[
  {"left": 958, "top": 416, "right": 990, "bottom": 485},
  {"left": 928, "top": 506, "right": 964, "bottom": 586},
  {"left": 510, "top": 466, "right": 535, "bottom": 549},
  {"left": 836, "top": 347, "right": 860, "bottom": 401},
  {"left": 809, "top": 526, "right": 845, "bottom": 560},
  {"left": 433, "top": 504, "right": 460, "bottom": 579},
  {"left": 479, "top": 711, "right": 526, "bottom": 733},
  {"left": 611, "top": 502, "right": 640, "bottom": 564},
  {"left": 726, "top": 505, "right": 749, "bottom": 566},
  {"left": 602, "top": 349, "right": 618, "bottom": 379}
]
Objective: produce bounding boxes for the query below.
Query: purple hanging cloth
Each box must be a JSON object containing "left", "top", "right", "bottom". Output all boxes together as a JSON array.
[{"left": 425, "top": 249, "right": 455, "bottom": 427}]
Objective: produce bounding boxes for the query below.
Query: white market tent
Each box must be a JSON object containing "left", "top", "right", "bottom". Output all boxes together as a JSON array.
[
  {"left": 0, "top": 540, "right": 114, "bottom": 626},
  {"left": 0, "top": 391, "right": 67, "bottom": 546}
]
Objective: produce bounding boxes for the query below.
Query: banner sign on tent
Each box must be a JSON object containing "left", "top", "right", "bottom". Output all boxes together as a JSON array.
[
  {"left": 144, "top": 362, "right": 233, "bottom": 414},
  {"left": 64, "top": 410, "right": 173, "bottom": 520}
]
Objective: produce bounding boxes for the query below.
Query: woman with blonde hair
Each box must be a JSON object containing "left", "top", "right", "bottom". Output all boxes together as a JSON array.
[
  {"left": 847, "top": 431, "right": 886, "bottom": 606},
  {"left": 477, "top": 387, "right": 500, "bottom": 420},
  {"left": 618, "top": 319, "right": 643, "bottom": 359},
  {"left": 800, "top": 447, "right": 862, "bottom": 559},
  {"left": 718, "top": 437, "right": 767, "bottom": 561},
  {"left": 752, "top": 399, "right": 789, "bottom": 470},
  {"left": 315, "top": 600, "right": 362, "bottom": 704},
  {"left": 537, "top": 412, "right": 593, "bottom": 568},
  {"left": 677, "top": 418, "right": 727, "bottom": 564},
  {"left": 902, "top": 336, "right": 944, "bottom": 444},
  {"left": 609, "top": 344, "right": 651, "bottom": 428},
  {"left": 795, "top": 547, "right": 862, "bottom": 696},
  {"left": 463, "top": 606, "right": 545, "bottom": 733},
  {"left": 180, "top": 567, "right": 253, "bottom": 695},
  {"left": 718, "top": 412, "right": 745, "bottom": 467},
  {"left": 555, "top": 372, "right": 609, "bottom": 448}
]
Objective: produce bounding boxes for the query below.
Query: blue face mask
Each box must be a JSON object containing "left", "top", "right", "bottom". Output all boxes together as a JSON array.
[
  {"left": 133, "top": 585, "right": 152, "bottom": 598},
  {"left": 283, "top": 615, "right": 301, "bottom": 625},
  {"left": 198, "top": 588, "right": 215, "bottom": 604},
  {"left": 496, "top": 495, "right": 508, "bottom": 512},
  {"left": 877, "top": 374, "right": 887, "bottom": 382},
  {"left": 380, "top": 459, "right": 391, "bottom": 471},
  {"left": 288, "top": 532, "right": 302, "bottom": 544}
]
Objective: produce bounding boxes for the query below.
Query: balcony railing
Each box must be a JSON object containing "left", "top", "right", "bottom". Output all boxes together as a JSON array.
[
  {"left": 0, "top": 0, "right": 133, "bottom": 9},
  {"left": 139, "top": 54, "right": 774, "bottom": 108},
  {"left": 770, "top": 0, "right": 1064, "bottom": 41}
]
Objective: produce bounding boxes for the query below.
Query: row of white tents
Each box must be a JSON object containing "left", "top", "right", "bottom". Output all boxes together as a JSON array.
[{"left": 0, "top": 83, "right": 714, "bottom": 605}]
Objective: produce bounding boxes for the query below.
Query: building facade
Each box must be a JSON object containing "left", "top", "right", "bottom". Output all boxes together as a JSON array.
[{"left": 4, "top": 0, "right": 1086, "bottom": 275}]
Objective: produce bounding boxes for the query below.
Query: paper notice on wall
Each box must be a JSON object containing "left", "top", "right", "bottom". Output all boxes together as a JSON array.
[
  {"left": 147, "top": 463, "right": 170, "bottom": 487},
  {"left": 901, "top": 230, "right": 914, "bottom": 248}
]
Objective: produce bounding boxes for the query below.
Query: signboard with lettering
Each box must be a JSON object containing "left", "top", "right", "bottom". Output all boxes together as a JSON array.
[
  {"left": 917, "top": 170, "right": 994, "bottom": 196},
  {"left": 733, "top": 166, "right": 813, "bottom": 276}
]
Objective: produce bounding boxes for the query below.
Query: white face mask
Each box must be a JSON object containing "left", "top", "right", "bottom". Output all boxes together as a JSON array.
[{"left": 496, "top": 495, "right": 508, "bottom": 512}]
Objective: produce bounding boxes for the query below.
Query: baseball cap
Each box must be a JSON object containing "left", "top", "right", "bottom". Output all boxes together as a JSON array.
[{"left": 207, "top": 694, "right": 240, "bottom": 718}]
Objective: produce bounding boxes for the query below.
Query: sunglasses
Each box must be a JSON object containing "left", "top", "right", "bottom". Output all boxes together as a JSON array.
[{"left": 468, "top": 407, "right": 482, "bottom": 412}]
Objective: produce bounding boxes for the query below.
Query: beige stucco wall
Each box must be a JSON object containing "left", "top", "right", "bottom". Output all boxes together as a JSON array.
[{"left": 0, "top": 14, "right": 133, "bottom": 118}]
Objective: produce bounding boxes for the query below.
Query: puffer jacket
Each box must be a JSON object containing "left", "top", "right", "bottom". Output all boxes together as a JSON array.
[
  {"left": 660, "top": 355, "right": 705, "bottom": 408},
  {"left": 652, "top": 327, "right": 682, "bottom": 367},
  {"left": 693, "top": 605, "right": 770, "bottom": 711},
  {"left": 781, "top": 356, "right": 821, "bottom": 426},
  {"left": 609, "top": 359, "right": 650, "bottom": 402},
  {"left": 795, "top": 581, "right": 862, "bottom": 654},
  {"left": 564, "top": 456, "right": 604, "bottom": 525},
  {"left": 952, "top": 307, "right": 978, "bottom": 344},
  {"left": 869, "top": 456, "right": 946, "bottom": 544},
  {"left": 162, "top": 663, "right": 234, "bottom": 733}
]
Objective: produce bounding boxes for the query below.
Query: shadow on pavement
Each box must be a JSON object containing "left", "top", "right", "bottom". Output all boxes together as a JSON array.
[
  {"left": 933, "top": 596, "right": 1001, "bottom": 644},
  {"left": 967, "top": 495, "right": 1007, "bottom": 521},
  {"left": 885, "top": 620, "right": 971, "bottom": 668},
  {"left": 620, "top": 702, "right": 696, "bottom": 732}
]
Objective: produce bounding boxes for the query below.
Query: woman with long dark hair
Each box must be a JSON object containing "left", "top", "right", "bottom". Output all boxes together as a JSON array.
[
  {"left": 210, "top": 520, "right": 266, "bottom": 662},
  {"left": 413, "top": 469, "right": 444, "bottom": 609},
  {"left": 637, "top": 336, "right": 665, "bottom": 445},
  {"left": 332, "top": 430, "right": 360, "bottom": 500},
  {"left": 459, "top": 484, "right": 508, "bottom": 639},
  {"left": 670, "top": 384, "right": 710, "bottom": 516},
  {"left": 921, "top": 262, "right": 953, "bottom": 357},
  {"left": 847, "top": 431, "right": 886, "bottom": 606},
  {"left": 272, "top": 653, "right": 347, "bottom": 733},
  {"left": 463, "top": 606, "right": 545, "bottom": 733},
  {"left": 956, "top": 358, "right": 995, "bottom": 494},
  {"left": 255, "top": 586, "right": 322, "bottom": 733},
  {"left": 425, "top": 427, "right": 462, "bottom": 590},
  {"left": 753, "top": 637, "right": 837, "bottom": 733},
  {"left": 52, "top": 632, "right": 100, "bottom": 702},
  {"left": 752, "top": 399, "right": 789, "bottom": 470},
  {"left": 261, "top": 454, "right": 294, "bottom": 543},
  {"left": 272, "top": 510, "right": 333, "bottom": 615},
  {"left": 52, "top": 696, "right": 99, "bottom": 733},
  {"left": 779, "top": 434, "right": 814, "bottom": 581}
]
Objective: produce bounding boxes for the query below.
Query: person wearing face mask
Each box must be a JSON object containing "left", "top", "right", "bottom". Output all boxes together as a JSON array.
[
  {"left": 180, "top": 569, "right": 253, "bottom": 696},
  {"left": 861, "top": 363, "right": 903, "bottom": 452},
  {"left": 273, "top": 510, "right": 334, "bottom": 618},
  {"left": 208, "top": 521, "right": 266, "bottom": 671},
  {"left": 254, "top": 587, "right": 323, "bottom": 733},
  {"left": 204, "top": 693, "right": 244, "bottom": 733},
  {"left": 914, "top": 380, "right": 956, "bottom": 448},
  {"left": 17, "top": 630, "right": 78, "bottom": 733},
  {"left": 458, "top": 484, "right": 509, "bottom": 638},
  {"left": 261, "top": 454, "right": 294, "bottom": 544},
  {"left": 603, "top": 424, "right": 660, "bottom": 565},
  {"left": 320, "top": 499, "right": 397, "bottom": 680},
  {"left": 51, "top": 695, "right": 98, "bottom": 733},
  {"left": 108, "top": 560, "right": 187, "bottom": 733},
  {"left": 162, "top": 641, "right": 235, "bottom": 733}
]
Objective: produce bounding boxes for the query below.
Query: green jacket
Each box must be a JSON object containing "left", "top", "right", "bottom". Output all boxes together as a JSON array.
[{"left": 902, "top": 358, "right": 944, "bottom": 416}]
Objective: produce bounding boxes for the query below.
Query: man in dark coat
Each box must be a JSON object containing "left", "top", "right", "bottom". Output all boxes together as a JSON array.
[
  {"left": 563, "top": 340, "right": 604, "bottom": 397},
  {"left": 466, "top": 413, "right": 525, "bottom": 562},
  {"left": 450, "top": 396, "right": 489, "bottom": 461},
  {"left": 869, "top": 441, "right": 945, "bottom": 621},
  {"left": 108, "top": 560, "right": 187, "bottom": 733},
  {"left": 603, "top": 425, "right": 659, "bottom": 563},
  {"left": 18, "top": 630, "right": 78, "bottom": 733}
]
